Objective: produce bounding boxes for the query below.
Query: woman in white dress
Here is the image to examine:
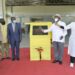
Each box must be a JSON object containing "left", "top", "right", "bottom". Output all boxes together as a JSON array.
[{"left": 67, "top": 22, "right": 75, "bottom": 68}]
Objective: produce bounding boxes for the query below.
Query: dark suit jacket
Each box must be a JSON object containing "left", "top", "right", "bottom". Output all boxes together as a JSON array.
[{"left": 7, "top": 22, "right": 22, "bottom": 43}]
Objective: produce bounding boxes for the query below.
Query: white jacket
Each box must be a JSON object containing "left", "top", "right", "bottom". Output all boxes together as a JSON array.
[{"left": 67, "top": 22, "right": 75, "bottom": 57}]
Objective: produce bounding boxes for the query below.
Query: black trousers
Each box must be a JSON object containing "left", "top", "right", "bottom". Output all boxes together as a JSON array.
[{"left": 70, "top": 56, "right": 75, "bottom": 63}]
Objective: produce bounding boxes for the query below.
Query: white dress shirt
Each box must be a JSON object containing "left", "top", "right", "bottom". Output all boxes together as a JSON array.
[
  {"left": 43, "top": 21, "right": 67, "bottom": 43},
  {"left": 12, "top": 23, "right": 15, "bottom": 32}
]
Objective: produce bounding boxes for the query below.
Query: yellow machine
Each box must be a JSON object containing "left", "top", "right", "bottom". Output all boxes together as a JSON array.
[{"left": 30, "top": 22, "right": 52, "bottom": 61}]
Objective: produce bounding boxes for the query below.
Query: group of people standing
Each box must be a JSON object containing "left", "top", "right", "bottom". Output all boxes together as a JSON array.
[
  {"left": 0, "top": 17, "right": 22, "bottom": 61},
  {"left": 41, "top": 14, "right": 75, "bottom": 68},
  {"left": 0, "top": 14, "right": 75, "bottom": 68}
]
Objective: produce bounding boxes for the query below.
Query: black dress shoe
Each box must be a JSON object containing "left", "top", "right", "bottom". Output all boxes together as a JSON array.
[
  {"left": 59, "top": 61, "right": 62, "bottom": 64},
  {"left": 12, "top": 58, "right": 15, "bottom": 61},
  {"left": 6, "top": 57, "right": 11, "bottom": 59},
  {"left": 52, "top": 60, "right": 59, "bottom": 63},
  {"left": 1, "top": 58, "right": 5, "bottom": 61},
  {"left": 16, "top": 58, "right": 20, "bottom": 61}
]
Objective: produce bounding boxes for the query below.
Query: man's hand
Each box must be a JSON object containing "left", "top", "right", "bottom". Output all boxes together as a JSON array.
[
  {"left": 39, "top": 27, "right": 44, "bottom": 32},
  {"left": 60, "top": 36, "right": 63, "bottom": 40},
  {"left": 19, "top": 39, "right": 22, "bottom": 43},
  {"left": 60, "top": 26, "right": 64, "bottom": 29},
  {"left": 55, "top": 23, "right": 64, "bottom": 29}
]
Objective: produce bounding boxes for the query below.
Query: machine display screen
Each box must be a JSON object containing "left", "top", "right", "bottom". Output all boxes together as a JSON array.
[{"left": 33, "top": 26, "right": 48, "bottom": 35}]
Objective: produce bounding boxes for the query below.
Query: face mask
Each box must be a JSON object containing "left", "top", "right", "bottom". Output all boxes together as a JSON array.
[
  {"left": 54, "top": 18, "right": 59, "bottom": 22},
  {"left": 12, "top": 20, "right": 16, "bottom": 23}
]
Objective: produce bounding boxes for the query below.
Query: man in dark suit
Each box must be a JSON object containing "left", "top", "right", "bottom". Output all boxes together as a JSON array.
[{"left": 7, "top": 17, "right": 22, "bottom": 61}]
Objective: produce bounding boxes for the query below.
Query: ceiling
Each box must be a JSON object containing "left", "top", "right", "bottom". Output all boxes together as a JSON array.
[{"left": 6, "top": 0, "right": 75, "bottom": 6}]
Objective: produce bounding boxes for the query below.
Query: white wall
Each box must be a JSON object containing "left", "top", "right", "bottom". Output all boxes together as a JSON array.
[
  {"left": 6, "top": 6, "right": 75, "bottom": 24},
  {"left": 7, "top": 6, "right": 75, "bottom": 16},
  {"left": 0, "top": 0, "right": 3, "bottom": 18}
]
